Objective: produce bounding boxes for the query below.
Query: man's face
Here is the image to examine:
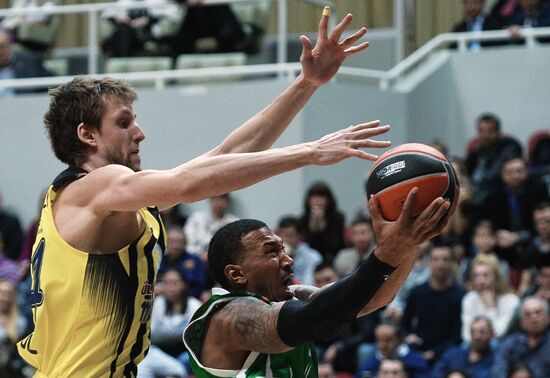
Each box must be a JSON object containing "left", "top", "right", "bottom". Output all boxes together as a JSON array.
[
  {"left": 464, "top": 0, "right": 484, "bottom": 18},
  {"left": 375, "top": 325, "right": 401, "bottom": 357},
  {"left": 351, "top": 222, "right": 374, "bottom": 252},
  {"left": 473, "top": 225, "right": 496, "bottom": 253},
  {"left": 429, "top": 247, "right": 454, "bottom": 281},
  {"left": 520, "top": 0, "right": 540, "bottom": 13},
  {"left": 239, "top": 227, "right": 295, "bottom": 302},
  {"left": 314, "top": 267, "right": 338, "bottom": 288},
  {"left": 477, "top": 120, "right": 499, "bottom": 148},
  {"left": 520, "top": 299, "right": 550, "bottom": 336},
  {"left": 501, "top": 159, "right": 528, "bottom": 190},
  {"left": 470, "top": 319, "right": 493, "bottom": 352},
  {"left": 0, "top": 33, "right": 11, "bottom": 68},
  {"left": 166, "top": 228, "right": 186, "bottom": 258},
  {"left": 96, "top": 96, "right": 145, "bottom": 171},
  {"left": 210, "top": 196, "right": 229, "bottom": 218},
  {"left": 378, "top": 359, "right": 407, "bottom": 378},
  {"left": 534, "top": 208, "right": 550, "bottom": 239}
]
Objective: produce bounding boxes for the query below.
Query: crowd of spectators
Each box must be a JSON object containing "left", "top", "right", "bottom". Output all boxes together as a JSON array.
[{"left": 0, "top": 108, "right": 549, "bottom": 377}]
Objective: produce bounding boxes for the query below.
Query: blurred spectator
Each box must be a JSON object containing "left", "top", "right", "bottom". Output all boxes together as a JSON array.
[
  {"left": 318, "top": 361, "right": 336, "bottom": 378},
  {"left": 314, "top": 262, "right": 339, "bottom": 288},
  {"left": 298, "top": 182, "right": 346, "bottom": 263},
  {"left": 158, "top": 226, "right": 205, "bottom": 299},
  {"left": 489, "top": 0, "right": 521, "bottom": 27},
  {"left": 0, "top": 30, "right": 52, "bottom": 97},
  {"left": 358, "top": 322, "right": 430, "bottom": 378},
  {"left": 432, "top": 316, "right": 495, "bottom": 378},
  {"left": 276, "top": 216, "right": 322, "bottom": 286},
  {"left": 508, "top": 363, "right": 535, "bottom": 378},
  {"left": 522, "top": 264, "right": 550, "bottom": 302},
  {"left": 101, "top": 0, "right": 182, "bottom": 57},
  {"left": 519, "top": 202, "right": 550, "bottom": 293},
  {"left": 385, "top": 241, "right": 432, "bottom": 324},
  {"left": 401, "top": 244, "right": 465, "bottom": 364},
  {"left": 465, "top": 113, "right": 522, "bottom": 206},
  {"left": 0, "top": 0, "right": 61, "bottom": 54},
  {"left": 170, "top": 0, "right": 246, "bottom": 55},
  {"left": 378, "top": 358, "right": 409, "bottom": 378},
  {"left": 452, "top": 0, "right": 501, "bottom": 50},
  {"left": 480, "top": 157, "right": 550, "bottom": 282},
  {"left": 333, "top": 217, "right": 375, "bottom": 277},
  {"left": 143, "top": 268, "right": 201, "bottom": 376},
  {"left": 445, "top": 371, "right": 474, "bottom": 378},
  {"left": 0, "top": 279, "right": 27, "bottom": 377},
  {"left": 506, "top": 0, "right": 550, "bottom": 41},
  {"left": 492, "top": 297, "right": 550, "bottom": 378},
  {"left": 184, "top": 193, "right": 238, "bottom": 256},
  {"left": 160, "top": 203, "right": 188, "bottom": 229},
  {"left": 462, "top": 254, "right": 519, "bottom": 342},
  {"left": 0, "top": 232, "right": 19, "bottom": 284},
  {"left": 527, "top": 130, "right": 550, "bottom": 178},
  {"left": 0, "top": 192, "right": 23, "bottom": 261},
  {"left": 468, "top": 220, "right": 510, "bottom": 283}
]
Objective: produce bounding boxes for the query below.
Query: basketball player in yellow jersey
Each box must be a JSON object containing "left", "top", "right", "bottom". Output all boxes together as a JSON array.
[{"left": 17, "top": 8, "right": 394, "bottom": 377}]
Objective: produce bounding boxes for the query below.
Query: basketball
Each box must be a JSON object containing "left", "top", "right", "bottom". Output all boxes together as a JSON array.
[{"left": 365, "top": 143, "right": 460, "bottom": 221}]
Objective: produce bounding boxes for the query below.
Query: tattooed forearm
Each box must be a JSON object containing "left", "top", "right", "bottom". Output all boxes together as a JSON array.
[
  {"left": 289, "top": 284, "right": 319, "bottom": 301},
  {"left": 216, "top": 298, "right": 292, "bottom": 354}
]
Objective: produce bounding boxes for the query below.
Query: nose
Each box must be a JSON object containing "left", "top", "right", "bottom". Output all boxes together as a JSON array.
[
  {"left": 281, "top": 252, "right": 294, "bottom": 270},
  {"left": 134, "top": 122, "right": 146, "bottom": 142}
]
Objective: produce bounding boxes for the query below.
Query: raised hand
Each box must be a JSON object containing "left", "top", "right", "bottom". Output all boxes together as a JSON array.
[
  {"left": 309, "top": 120, "right": 391, "bottom": 166},
  {"left": 300, "top": 7, "right": 370, "bottom": 87}
]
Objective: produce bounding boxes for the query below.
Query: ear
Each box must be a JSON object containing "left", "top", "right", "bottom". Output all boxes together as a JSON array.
[
  {"left": 76, "top": 122, "right": 98, "bottom": 148},
  {"left": 224, "top": 264, "right": 247, "bottom": 287}
]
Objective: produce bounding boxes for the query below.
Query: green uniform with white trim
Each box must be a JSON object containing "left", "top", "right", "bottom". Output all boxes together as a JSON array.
[{"left": 183, "top": 289, "right": 318, "bottom": 378}]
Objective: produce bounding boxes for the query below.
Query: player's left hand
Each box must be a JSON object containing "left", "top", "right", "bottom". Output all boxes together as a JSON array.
[{"left": 299, "top": 7, "right": 369, "bottom": 87}]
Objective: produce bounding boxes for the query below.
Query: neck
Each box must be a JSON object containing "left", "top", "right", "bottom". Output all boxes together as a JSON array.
[{"left": 430, "top": 276, "right": 453, "bottom": 290}]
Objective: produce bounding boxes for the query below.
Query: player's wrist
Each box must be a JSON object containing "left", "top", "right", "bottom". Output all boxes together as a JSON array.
[{"left": 295, "top": 73, "right": 322, "bottom": 91}]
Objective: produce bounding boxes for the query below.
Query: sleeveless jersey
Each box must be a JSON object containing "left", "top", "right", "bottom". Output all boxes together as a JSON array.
[
  {"left": 17, "top": 166, "right": 166, "bottom": 378},
  {"left": 183, "top": 289, "right": 318, "bottom": 378}
]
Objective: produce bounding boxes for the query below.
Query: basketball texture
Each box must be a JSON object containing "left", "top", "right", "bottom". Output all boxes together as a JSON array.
[{"left": 365, "top": 143, "right": 460, "bottom": 221}]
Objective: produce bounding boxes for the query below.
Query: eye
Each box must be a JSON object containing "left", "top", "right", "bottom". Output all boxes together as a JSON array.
[{"left": 119, "top": 119, "right": 131, "bottom": 128}]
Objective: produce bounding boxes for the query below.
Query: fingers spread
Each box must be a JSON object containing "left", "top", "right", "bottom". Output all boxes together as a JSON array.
[
  {"left": 368, "top": 194, "right": 384, "bottom": 221},
  {"left": 318, "top": 6, "right": 330, "bottom": 41},
  {"left": 300, "top": 35, "right": 313, "bottom": 57},
  {"left": 398, "top": 187, "right": 419, "bottom": 221},
  {"left": 329, "top": 13, "right": 353, "bottom": 43},
  {"left": 350, "top": 149, "right": 379, "bottom": 161},
  {"left": 348, "top": 120, "right": 381, "bottom": 132},
  {"left": 341, "top": 27, "right": 367, "bottom": 48},
  {"left": 344, "top": 41, "right": 370, "bottom": 55}
]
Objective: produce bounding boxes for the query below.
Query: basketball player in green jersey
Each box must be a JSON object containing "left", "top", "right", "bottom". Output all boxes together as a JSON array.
[
  {"left": 184, "top": 190, "right": 450, "bottom": 378},
  {"left": 17, "top": 7, "right": 392, "bottom": 378}
]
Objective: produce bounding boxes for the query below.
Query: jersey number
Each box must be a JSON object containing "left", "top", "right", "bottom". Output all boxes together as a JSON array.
[{"left": 31, "top": 238, "right": 45, "bottom": 309}]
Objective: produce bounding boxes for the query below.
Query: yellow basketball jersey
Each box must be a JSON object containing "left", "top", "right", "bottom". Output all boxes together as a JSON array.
[{"left": 17, "top": 166, "right": 166, "bottom": 377}]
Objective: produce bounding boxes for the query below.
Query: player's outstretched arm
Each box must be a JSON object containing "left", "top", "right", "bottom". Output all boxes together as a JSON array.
[
  {"left": 82, "top": 121, "right": 390, "bottom": 213},
  {"left": 207, "top": 7, "right": 370, "bottom": 156},
  {"left": 358, "top": 188, "right": 450, "bottom": 316}
]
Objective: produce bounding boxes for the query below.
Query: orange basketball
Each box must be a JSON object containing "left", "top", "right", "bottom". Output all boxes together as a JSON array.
[{"left": 365, "top": 143, "right": 460, "bottom": 221}]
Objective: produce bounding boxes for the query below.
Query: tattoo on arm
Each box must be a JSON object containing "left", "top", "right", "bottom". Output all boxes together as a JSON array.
[{"left": 214, "top": 297, "right": 292, "bottom": 354}]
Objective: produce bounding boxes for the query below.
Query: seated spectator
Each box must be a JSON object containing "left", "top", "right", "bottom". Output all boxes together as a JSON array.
[
  {"left": 298, "top": 181, "right": 346, "bottom": 263},
  {"left": 378, "top": 358, "right": 409, "bottom": 378},
  {"left": 0, "top": 232, "right": 19, "bottom": 284},
  {"left": 467, "top": 220, "right": 510, "bottom": 284},
  {"left": 276, "top": 216, "right": 322, "bottom": 286},
  {"left": 184, "top": 193, "right": 238, "bottom": 256},
  {"left": 462, "top": 254, "right": 519, "bottom": 342},
  {"left": 481, "top": 157, "right": 550, "bottom": 285},
  {"left": 519, "top": 202, "right": 550, "bottom": 293},
  {"left": 446, "top": 371, "right": 474, "bottom": 378},
  {"left": 401, "top": 244, "right": 465, "bottom": 364},
  {"left": 160, "top": 203, "right": 188, "bottom": 229},
  {"left": 465, "top": 113, "right": 522, "bottom": 207},
  {"left": 432, "top": 316, "right": 496, "bottom": 378},
  {"left": 452, "top": 0, "right": 501, "bottom": 50},
  {"left": 170, "top": 0, "right": 246, "bottom": 55},
  {"left": 318, "top": 361, "right": 336, "bottom": 378},
  {"left": 385, "top": 241, "right": 432, "bottom": 324},
  {"left": 145, "top": 268, "right": 201, "bottom": 374},
  {"left": 359, "top": 322, "right": 430, "bottom": 378},
  {"left": 508, "top": 363, "right": 535, "bottom": 378},
  {"left": 333, "top": 217, "right": 375, "bottom": 277},
  {"left": 101, "top": 0, "right": 182, "bottom": 57},
  {"left": 313, "top": 262, "right": 339, "bottom": 288},
  {"left": 158, "top": 225, "right": 205, "bottom": 298},
  {"left": 0, "top": 192, "right": 23, "bottom": 261},
  {"left": 522, "top": 264, "right": 550, "bottom": 302},
  {"left": 492, "top": 297, "right": 550, "bottom": 378},
  {"left": 0, "top": 0, "right": 61, "bottom": 54},
  {"left": 0, "top": 279, "right": 28, "bottom": 376},
  {"left": 506, "top": 0, "right": 550, "bottom": 42}
]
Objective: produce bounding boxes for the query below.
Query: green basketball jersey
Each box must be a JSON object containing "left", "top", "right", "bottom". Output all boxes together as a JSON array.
[{"left": 183, "top": 289, "right": 318, "bottom": 378}]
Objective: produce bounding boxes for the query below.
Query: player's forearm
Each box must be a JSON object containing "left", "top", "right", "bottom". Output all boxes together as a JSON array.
[
  {"left": 173, "top": 144, "right": 314, "bottom": 203},
  {"left": 211, "top": 75, "right": 319, "bottom": 155},
  {"left": 289, "top": 284, "right": 319, "bottom": 301}
]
